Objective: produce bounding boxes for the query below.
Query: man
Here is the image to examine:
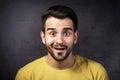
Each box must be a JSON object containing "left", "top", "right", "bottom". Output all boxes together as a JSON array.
[{"left": 15, "top": 5, "right": 109, "bottom": 80}]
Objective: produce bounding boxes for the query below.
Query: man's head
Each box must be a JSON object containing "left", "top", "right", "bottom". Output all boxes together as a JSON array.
[
  {"left": 41, "top": 5, "right": 78, "bottom": 33},
  {"left": 40, "top": 5, "right": 79, "bottom": 62}
]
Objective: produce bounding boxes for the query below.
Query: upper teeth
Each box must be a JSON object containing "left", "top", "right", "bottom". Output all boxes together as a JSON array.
[{"left": 55, "top": 48, "right": 65, "bottom": 50}]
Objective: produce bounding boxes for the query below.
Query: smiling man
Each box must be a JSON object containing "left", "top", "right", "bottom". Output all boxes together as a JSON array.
[
  {"left": 40, "top": 16, "right": 78, "bottom": 70},
  {"left": 15, "top": 5, "right": 109, "bottom": 80}
]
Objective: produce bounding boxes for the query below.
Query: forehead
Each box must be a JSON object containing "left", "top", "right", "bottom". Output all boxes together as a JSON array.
[{"left": 45, "top": 17, "right": 73, "bottom": 30}]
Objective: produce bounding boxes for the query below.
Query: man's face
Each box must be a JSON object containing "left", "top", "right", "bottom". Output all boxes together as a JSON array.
[{"left": 41, "top": 17, "right": 78, "bottom": 62}]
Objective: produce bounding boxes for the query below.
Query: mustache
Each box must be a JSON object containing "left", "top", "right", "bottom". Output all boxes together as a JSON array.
[{"left": 51, "top": 43, "right": 67, "bottom": 49}]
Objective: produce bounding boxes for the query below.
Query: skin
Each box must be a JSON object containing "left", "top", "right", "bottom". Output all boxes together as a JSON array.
[{"left": 40, "top": 17, "right": 79, "bottom": 70}]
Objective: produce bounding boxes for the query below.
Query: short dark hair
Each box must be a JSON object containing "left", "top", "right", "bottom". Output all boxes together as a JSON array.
[{"left": 41, "top": 5, "right": 78, "bottom": 33}]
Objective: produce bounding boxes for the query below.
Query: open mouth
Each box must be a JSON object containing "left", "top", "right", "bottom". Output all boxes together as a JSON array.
[
  {"left": 52, "top": 44, "right": 67, "bottom": 52},
  {"left": 54, "top": 47, "right": 66, "bottom": 50},
  {"left": 54, "top": 47, "right": 66, "bottom": 56}
]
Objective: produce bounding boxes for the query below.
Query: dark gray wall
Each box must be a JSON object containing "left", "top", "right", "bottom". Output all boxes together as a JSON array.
[{"left": 0, "top": 0, "right": 120, "bottom": 80}]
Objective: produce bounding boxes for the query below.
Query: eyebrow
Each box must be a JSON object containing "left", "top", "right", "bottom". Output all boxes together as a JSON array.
[
  {"left": 47, "top": 28, "right": 56, "bottom": 31},
  {"left": 63, "top": 28, "right": 73, "bottom": 31},
  {"left": 46, "top": 27, "right": 73, "bottom": 31}
]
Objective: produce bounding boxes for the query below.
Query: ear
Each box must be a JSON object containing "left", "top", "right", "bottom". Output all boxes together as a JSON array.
[
  {"left": 74, "top": 31, "right": 79, "bottom": 44},
  {"left": 40, "top": 31, "right": 45, "bottom": 44}
]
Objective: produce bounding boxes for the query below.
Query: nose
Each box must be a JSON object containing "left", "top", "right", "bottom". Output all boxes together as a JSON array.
[{"left": 56, "top": 34, "right": 63, "bottom": 44}]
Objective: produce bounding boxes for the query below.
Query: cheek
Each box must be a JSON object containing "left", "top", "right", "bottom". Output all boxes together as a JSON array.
[
  {"left": 45, "top": 37, "right": 55, "bottom": 45},
  {"left": 65, "top": 38, "right": 74, "bottom": 46}
]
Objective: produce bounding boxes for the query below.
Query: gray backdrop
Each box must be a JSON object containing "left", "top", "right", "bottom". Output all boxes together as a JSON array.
[{"left": 0, "top": 0, "right": 120, "bottom": 80}]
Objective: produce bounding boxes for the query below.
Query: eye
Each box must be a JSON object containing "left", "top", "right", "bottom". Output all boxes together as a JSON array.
[
  {"left": 63, "top": 31, "right": 70, "bottom": 37},
  {"left": 49, "top": 31, "right": 57, "bottom": 37}
]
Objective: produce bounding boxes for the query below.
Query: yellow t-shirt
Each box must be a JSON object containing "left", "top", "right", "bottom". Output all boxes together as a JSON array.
[{"left": 15, "top": 55, "right": 109, "bottom": 80}]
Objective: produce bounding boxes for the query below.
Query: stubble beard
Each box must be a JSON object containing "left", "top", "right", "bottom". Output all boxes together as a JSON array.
[{"left": 46, "top": 43, "right": 73, "bottom": 62}]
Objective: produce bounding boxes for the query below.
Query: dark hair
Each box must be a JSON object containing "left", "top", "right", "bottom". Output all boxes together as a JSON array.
[{"left": 41, "top": 5, "right": 78, "bottom": 33}]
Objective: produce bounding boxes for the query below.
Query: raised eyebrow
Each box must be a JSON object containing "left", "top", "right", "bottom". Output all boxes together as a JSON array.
[
  {"left": 47, "top": 28, "right": 73, "bottom": 31},
  {"left": 47, "top": 28, "right": 56, "bottom": 31},
  {"left": 63, "top": 28, "right": 73, "bottom": 31}
]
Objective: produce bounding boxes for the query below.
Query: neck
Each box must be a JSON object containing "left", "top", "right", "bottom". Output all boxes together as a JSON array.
[{"left": 45, "top": 53, "right": 75, "bottom": 70}]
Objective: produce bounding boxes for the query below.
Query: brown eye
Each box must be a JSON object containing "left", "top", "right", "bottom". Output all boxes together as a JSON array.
[
  {"left": 63, "top": 31, "right": 70, "bottom": 37},
  {"left": 49, "top": 31, "right": 57, "bottom": 37}
]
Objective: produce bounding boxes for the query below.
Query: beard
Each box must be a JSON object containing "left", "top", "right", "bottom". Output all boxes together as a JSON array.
[{"left": 45, "top": 43, "right": 73, "bottom": 62}]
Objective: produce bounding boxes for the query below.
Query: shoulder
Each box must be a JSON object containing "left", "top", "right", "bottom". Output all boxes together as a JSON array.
[
  {"left": 75, "top": 55, "right": 109, "bottom": 80},
  {"left": 75, "top": 55, "right": 107, "bottom": 73},
  {"left": 21, "top": 56, "right": 45, "bottom": 70},
  {"left": 76, "top": 55, "right": 104, "bottom": 68},
  {"left": 15, "top": 56, "right": 45, "bottom": 80}
]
